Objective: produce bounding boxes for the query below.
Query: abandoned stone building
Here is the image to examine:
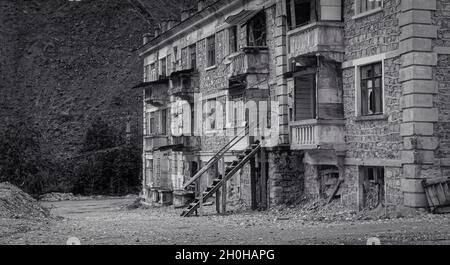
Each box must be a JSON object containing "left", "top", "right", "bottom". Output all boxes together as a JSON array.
[{"left": 136, "top": 0, "right": 450, "bottom": 216}]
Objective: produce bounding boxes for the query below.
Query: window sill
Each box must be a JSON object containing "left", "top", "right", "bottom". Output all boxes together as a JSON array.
[
  {"left": 354, "top": 114, "right": 388, "bottom": 122},
  {"left": 205, "top": 65, "right": 217, "bottom": 71},
  {"left": 352, "top": 7, "right": 383, "bottom": 20}
]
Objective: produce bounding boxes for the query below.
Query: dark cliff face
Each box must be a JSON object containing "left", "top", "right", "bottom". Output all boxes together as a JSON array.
[{"left": 0, "top": 0, "right": 193, "bottom": 157}]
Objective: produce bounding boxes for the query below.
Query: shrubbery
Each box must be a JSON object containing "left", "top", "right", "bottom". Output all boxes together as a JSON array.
[{"left": 0, "top": 117, "right": 141, "bottom": 197}]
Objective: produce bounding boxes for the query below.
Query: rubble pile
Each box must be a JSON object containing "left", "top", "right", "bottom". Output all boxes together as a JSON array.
[
  {"left": 39, "top": 192, "right": 78, "bottom": 202},
  {"left": 0, "top": 182, "right": 50, "bottom": 219}
]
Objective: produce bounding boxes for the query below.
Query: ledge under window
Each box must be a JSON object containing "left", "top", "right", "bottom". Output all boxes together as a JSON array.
[
  {"left": 352, "top": 7, "right": 383, "bottom": 20},
  {"left": 355, "top": 114, "right": 388, "bottom": 122}
]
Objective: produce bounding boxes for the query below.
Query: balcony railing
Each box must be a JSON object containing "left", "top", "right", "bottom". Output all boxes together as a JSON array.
[
  {"left": 144, "top": 135, "right": 169, "bottom": 152},
  {"left": 170, "top": 136, "right": 201, "bottom": 151},
  {"left": 169, "top": 69, "right": 199, "bottom": 98},
  {"left": 290, "top": 119, "right": 345, "bottom": 150},
  {"left": 228, "top": 47, "right": 269, "bottom": 78},
  {"left": 287, "top": 21, "right": 344, "bottom": 62}
]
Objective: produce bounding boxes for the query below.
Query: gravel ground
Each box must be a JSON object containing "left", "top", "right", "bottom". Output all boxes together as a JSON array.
[{"left": 0, "top": 198, "right": 450, "bottom": 245}]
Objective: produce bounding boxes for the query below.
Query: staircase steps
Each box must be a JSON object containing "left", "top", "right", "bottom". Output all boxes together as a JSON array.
[{"left": 180, "top": 141, "right": 261, "bottom": 217}]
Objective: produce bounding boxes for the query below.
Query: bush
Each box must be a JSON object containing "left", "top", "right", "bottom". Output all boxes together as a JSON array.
[
  {"left": 70, "top": 117, "right": 141, "bottom": 196},
  {"left": 0, "top": 119, "right": 52, "bottom": 196}
]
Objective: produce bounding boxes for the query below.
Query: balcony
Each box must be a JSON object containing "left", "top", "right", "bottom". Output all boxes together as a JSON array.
[
  {"left": 170, "top": 136, "right": 201, "bottom": 152},
  {"left": 144, "top": 135, "right": 169, "bottom": 152},
  {"left": 169, "top": 69, "right": 199, "bottom": 100},
  {"left": 287, "top": 21, "right": 344, "bottom": 62},
  {"left": 228, "top": 47, "right": 269, "bottom": 78},
  {"left": 290, "top": 119, "right": 345, "bottom": 150},
  {"left": 144, "top": 78, "right": 170, "bottom": 107}
]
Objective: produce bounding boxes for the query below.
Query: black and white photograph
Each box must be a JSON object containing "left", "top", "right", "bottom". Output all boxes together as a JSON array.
[{"left": 1, "top": 0, "right": 450, "bottom": 255}]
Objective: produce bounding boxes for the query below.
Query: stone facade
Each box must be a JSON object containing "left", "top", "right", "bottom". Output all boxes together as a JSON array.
[{"left": 139, "top": 0, "right": 450, "bottom": 212}]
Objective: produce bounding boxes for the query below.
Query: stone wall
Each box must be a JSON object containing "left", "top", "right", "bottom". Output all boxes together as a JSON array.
[
  {"left": 267, "top": 149, "right": 304, "bottom": 205},
  {"left": 339, "top": 0, "right": 404, "bottom": 208},
  {"left": 435, "top": 0, "right": 450, "bottom": 176}
]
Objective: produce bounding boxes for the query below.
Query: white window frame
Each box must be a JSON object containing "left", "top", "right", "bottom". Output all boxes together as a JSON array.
[
  {"left": 353, "top": 0, "right": 383, "bottom": 19},
  {"left": 353, "top": 54, "right": 385, "bottom": 117}
]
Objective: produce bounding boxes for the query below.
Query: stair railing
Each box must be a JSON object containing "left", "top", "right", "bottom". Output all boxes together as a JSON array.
[{"left": 182, "top": 122, "right": 256, "bottom": 189}]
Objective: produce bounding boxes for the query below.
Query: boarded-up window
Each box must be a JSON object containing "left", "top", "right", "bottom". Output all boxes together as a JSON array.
[
  {"left": 320, "top": 0, "right": 342, "bottom": 20},
  {"left": 294, "top": 74, "right": 316, "bottom": 120},
  {"left": 360, "top": 62, "right": 383, "bottom": 116}
]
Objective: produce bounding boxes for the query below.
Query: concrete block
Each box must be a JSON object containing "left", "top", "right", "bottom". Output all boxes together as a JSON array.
[
  {"left": 402, "top": 108, "right": 438, "bottom": 122},
  {"left": 402, "top": 80, "right": 437, "bottom": 95},
  {"left": 399, "top": 38, "right": 432, "bottom": 54},
  {"left": 399, "top": 65, "right": 433, "bottom": 82},
  {"left": 399, "top": 10, "right": 432, "bottom": 26},
  {"left": 401, "top": 178, "right": 425, "bottom": 193},
  {"left": 401, "top": 0, "right": 436, "bottom": 12},
  {"left": 401, "top": 52, "right": 437, "bottom": 67},
  {"left": 400, "top": 122, "right": 434, "bottom": 136},
  {"left": 403, "top": 192, "right": 428, "bottom": 208},
  {"left": 401, "top": 150, "right": 435, "bottom": 164},
  {"left": 403, "top": 136, "right": 438, "bottom": 150},
  {"left": 400, "top": 24, "right": 437, "bottom": 41},
  {"left": 401, "top": 94, "right": 433, "bottom": 108}
]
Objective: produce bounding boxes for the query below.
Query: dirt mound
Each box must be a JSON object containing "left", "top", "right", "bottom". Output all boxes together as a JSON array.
[{"left": 0, "top": 182, "right": 50, "bottom": 219}]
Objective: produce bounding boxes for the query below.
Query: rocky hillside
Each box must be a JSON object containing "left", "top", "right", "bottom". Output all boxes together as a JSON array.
[{"left": 0, "top": 0, "right": 193, "bottom": 158}]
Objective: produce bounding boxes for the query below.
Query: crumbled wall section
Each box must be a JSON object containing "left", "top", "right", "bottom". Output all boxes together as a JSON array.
[{"left": 267, "top": 149, "right": 304, "bottom": 205}]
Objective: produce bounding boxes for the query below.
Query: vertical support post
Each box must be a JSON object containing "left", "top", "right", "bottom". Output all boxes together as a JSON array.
[
  {"left": 222, "top": 167, "right": 227, "bottom": 214},
  {"left": 199, "top": 175, "right": 203, "bottom": 217},
  {"left": 215, "top": 160, "right": 221, "bottom": 214},
  {"left": 260, "top": 147, "right": 267, "bottom": 210},
  {"left": 250, "top": 156, "right": 257, "bottom": 211}
]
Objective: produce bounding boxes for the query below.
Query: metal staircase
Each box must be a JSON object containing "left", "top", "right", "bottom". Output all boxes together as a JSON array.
[{"left": 180, "top": 123, "right": 260, "bottom": 217}]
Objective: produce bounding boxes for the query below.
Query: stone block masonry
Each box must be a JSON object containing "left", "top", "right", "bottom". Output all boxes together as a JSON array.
[{"left": 399, "top": 0, "right": 439, "bottom": 208}]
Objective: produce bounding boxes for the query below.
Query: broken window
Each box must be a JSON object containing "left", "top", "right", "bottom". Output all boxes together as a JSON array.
[
  {"left": 286, "top": 0, "right": 317, "bottom": 29},
  {"left": 206, "top": 35, "right": 216, "bottom": 67},
  {"left": 144, "top": 64, "right": 150, "bottom": 82},
  {"left": 181, "top": 47, "right": 188, "bottom": 69},
  {"left": 160, "top": 57, "right": 167, "bottom": 78},
  {"left": 204, "top": 99, "right": 216, "bottom": 131},
  {"left": 229, "top": 26, "right": 238, "bottom": 54},
  {"left": 189, "top": 44, "right": 197, "bottom": 70},
  {"left": 360, "top": 62, "right": 383, "bottom": 116},
  {"left": 356, "top": 0, "right": 382, "bottom": 14},
  {"left": 360, "top": 166, "right": 385, "bottom": 210},
  {"left": 247, "top": 11, "right": 266, "bottom": 46},
  {"left": 160, "top": 108, "right": 168, "bottom": 135},
  {"left": 150, "top": 63, "right": 157, "bottom": 81}
]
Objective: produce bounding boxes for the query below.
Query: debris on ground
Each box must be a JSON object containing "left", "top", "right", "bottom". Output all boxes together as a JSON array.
[
  {"left": 39, "top": 192, "right": 78, "bottom": 202},
  {"left": 0, "top": 182, "right": 50, "bottom": 219},
  {"left": 125, "top": 197, "right": 152, "bottom": 210}
]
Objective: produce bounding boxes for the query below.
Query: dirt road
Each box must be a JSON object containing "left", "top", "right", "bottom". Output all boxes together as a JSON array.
[{"left": 1, "top": 198, "right": 449, "bottom": 245}]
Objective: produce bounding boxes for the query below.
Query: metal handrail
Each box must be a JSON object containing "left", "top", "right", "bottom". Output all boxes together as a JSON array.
[{"left": 182, "top": 122, "right": 255, "bottom": 189}]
